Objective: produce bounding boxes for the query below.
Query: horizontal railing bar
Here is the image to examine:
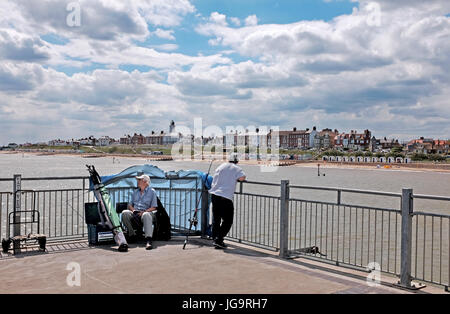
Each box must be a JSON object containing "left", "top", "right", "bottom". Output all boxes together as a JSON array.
[
  {"left": 108, "top": 187, "right": 201, "bottom": 191},
  {"left": 15, "top": 189, "right": 85, "bottom": 193},
  {"left": 242, "top": 180, "right": 281, "bottom": 187},
  {"left": 21, "top": 176, "right": 89, "bottom": 181},
  {"left": 338, "top": 203, "right": 400, "bottom": 213},
  {"left": 225, "top": 237, "right": 279, "bottom": 252},
  {"left": 413, "top": 194, "right": 450, "bottom": 202},
  {"left": 2, "top": 175, "right": 200, "bottom": 182},
  {"left": 412, "top": 212, "right": 450, "bottom": 219},
  {"left": 290, "top": 185, "right": 402, "bottom": 197},
  {"left": 236, "top": 192, "right": 280, "bottom": 199},
  {"left": 289, "top": 198, "right": 400, "bottom": 213}
]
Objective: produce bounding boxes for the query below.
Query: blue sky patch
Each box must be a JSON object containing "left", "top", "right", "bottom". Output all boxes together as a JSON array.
[
  {"left": 52, "top": 62, "right": 108, "bottom": 77},
  {"left": 40, "top": 33, "right": 70, "bottom": 46},
  {"left": 192, "top": 0, "right": 358, "bottom": 24}
]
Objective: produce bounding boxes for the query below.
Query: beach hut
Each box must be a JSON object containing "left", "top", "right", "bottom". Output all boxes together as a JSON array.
[
  {"left": 322, "top": 156, "right": 329, "bottom": 161},
  {"left": 357, "top": 156, "right": 364, "bottom": 163},
  {"left": 364, "top": 157, "right": 371, "bottom": 163},
  {"left": 371, "top": 157, "right": 378, "bottom": 163},
  {"left": 350, "top": 156, "right": 356, "bottom": 163},
  {"left": 336, "top": 156, "right": 343, "bottom": 162},
  {"left": 342, "top": 156, "right": 349, "bottom": 162},
  {"left": 387, "top": 157, "right": 395, "bottom": 163},
  {"left": 404, "top": 157, "right": 411, "bottom": 164},
  {"left": 329, "top": 156, "right": 336, "bottom": 162},
  {"left": 396, "top": 157, "right": 404, "bottom": 163},
  {"left": 379, "top": 157, "right": 387, "bottom": 163}
]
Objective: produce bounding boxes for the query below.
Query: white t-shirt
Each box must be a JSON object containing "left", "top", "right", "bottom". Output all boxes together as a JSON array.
[{"left": 209, "top": 162, "right": 245, "bottom": 201}]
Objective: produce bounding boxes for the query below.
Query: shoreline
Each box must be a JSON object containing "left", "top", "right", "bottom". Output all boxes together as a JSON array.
[{"left": 2, "top": 150, "right": 450, "bottom": 173}]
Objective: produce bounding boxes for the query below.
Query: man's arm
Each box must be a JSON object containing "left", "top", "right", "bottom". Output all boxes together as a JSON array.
[
  {"left": 237, "top": 168, "right": 246, "bottom": 182},
  {"left": 145, "top": 190, "right": 158, "bottom": 212},
  {"left": 128, "top": 190, "right": 136, "bottom": 212}
]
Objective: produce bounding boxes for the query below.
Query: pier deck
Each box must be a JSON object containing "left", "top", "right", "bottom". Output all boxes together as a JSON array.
[{"left": 0, "top": 237, "right": 443, "bottom": 294}]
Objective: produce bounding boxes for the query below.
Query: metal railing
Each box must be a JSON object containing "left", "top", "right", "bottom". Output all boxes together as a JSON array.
[
  {"left": 286, "top": 184, "right": 403, "bottom": 276},
  {"left": 1, "top": 174, "right": 449, "bottom": 291},
  {"left": 229, "top": 180, "right": 449, "bottom": 291},
  {"left": 410, "top": 194, "right": 450, "bottom": 288},
  {"left": 228, "top": 181, "right": 281, "bottom": 250},
  {"left": 1, "top": 175, "right": 205, "bottom": 243}
]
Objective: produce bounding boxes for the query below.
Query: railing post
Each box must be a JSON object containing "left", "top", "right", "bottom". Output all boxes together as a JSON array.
[
  {"left": 13, "top": 174, "right": 21, "bottom": 253},
  {"left": 279, "top": 180, "right": 289, "bottom": 258},
  {"left": 398, "top": 188, "right": 413, "bottom": 289},
  {"left": 200, "top": 188, "right": 209, "bottom": 238}
]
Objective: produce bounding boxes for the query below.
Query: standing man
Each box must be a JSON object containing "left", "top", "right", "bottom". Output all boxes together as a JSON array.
[
  {"left": 122, "top": 174, "right": 157, "bottom": 250},
  {"left": 209, "top": 153, "right": 246, "bottom": 249}
]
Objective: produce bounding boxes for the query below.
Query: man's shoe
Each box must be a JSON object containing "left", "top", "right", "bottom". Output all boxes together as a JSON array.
[
  {"left": 118, "top": 243, "right": 128, "bottom": 252},
  {"left": 214, "top": 240, "right": 227, "bottom": 249},
  {"left": 145, "top": 237, "right": 153, "bottom": 250}
]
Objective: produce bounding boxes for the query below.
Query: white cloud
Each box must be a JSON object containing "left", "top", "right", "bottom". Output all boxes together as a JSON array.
[
  {"left": 210, "top": 12, "right": 228, "bottom": 26},
  {"left": 230, "top": 17, "right": 241, "bottom": 27},
  {"left": 245, "top": 15, "right": 258, "bottom": 26},
  {"left": 150, "top": 44, "right": 179, "bottom": 51},
  {"left": 152, "top": 28, "right": 176, "bottom": 40},
  {"left": 190, "top": 1, "right": 450, "bottom": 138},
  {"left": 0, "top": 28, "right": 51, "bottom": 62},
  {"left": 0, "top": 64, "right": 190, "bottom": 144},
  {"left": 1, "top": 0, "right": 450, "bottom": 145}
]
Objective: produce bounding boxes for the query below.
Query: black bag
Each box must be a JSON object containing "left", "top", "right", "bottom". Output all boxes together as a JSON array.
[{"left": 153, "top": 197, "right": 171, "bottom": 241}]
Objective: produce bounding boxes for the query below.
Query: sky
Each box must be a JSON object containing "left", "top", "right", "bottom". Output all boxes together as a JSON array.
[{"left": 1, "top": 0, "right": 450, "bottom": 145}]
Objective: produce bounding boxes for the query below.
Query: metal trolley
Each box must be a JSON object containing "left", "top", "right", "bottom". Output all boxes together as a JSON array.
[{"left": 2, "top": 190, "right": 47, "bottom": 254}]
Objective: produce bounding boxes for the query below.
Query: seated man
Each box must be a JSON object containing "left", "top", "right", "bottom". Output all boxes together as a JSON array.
[{"left": 122, "top": 174, "right": 157, "bottom": 250}]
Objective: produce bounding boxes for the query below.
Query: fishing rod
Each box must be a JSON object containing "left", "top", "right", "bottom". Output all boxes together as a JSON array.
[{"left": 182, "top": 159, "right": 215, "bottom": 250}]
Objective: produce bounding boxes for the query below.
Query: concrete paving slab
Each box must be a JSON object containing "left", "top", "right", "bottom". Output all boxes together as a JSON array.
[{"left": 0, "top": 237, "right": 443, "bottom": 294}]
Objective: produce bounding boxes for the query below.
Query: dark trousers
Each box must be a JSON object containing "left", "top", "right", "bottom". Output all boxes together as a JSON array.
[{"left": 211, "top": 194, "right": 234, "bottom": 243}]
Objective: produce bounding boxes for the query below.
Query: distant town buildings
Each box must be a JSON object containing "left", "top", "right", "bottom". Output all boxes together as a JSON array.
[
  {"left": 334, "top": 130, "right": 372, "bottom": 151},
  {"left": 407, "top": 138, "right": 449, "bottom": 154},
  {"left": 3, "top": 120, "right": 449, "bottom": 157}
]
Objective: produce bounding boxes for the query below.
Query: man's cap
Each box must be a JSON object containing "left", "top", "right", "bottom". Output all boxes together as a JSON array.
[
  {"left": 228, "top": 153, "right": 239, "bottom": 163},
  {"left": 136, "top": 174, "right": 150, "bottom": 183}
]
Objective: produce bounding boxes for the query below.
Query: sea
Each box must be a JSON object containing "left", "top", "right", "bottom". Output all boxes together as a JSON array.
[{"left": 0, "top": 152, "right": 449, "bottom": 213}]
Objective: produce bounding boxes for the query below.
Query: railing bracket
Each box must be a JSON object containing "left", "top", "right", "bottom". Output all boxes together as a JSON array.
[{"left": 394, "top": 280, "right": 426, "bottom": 291}]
